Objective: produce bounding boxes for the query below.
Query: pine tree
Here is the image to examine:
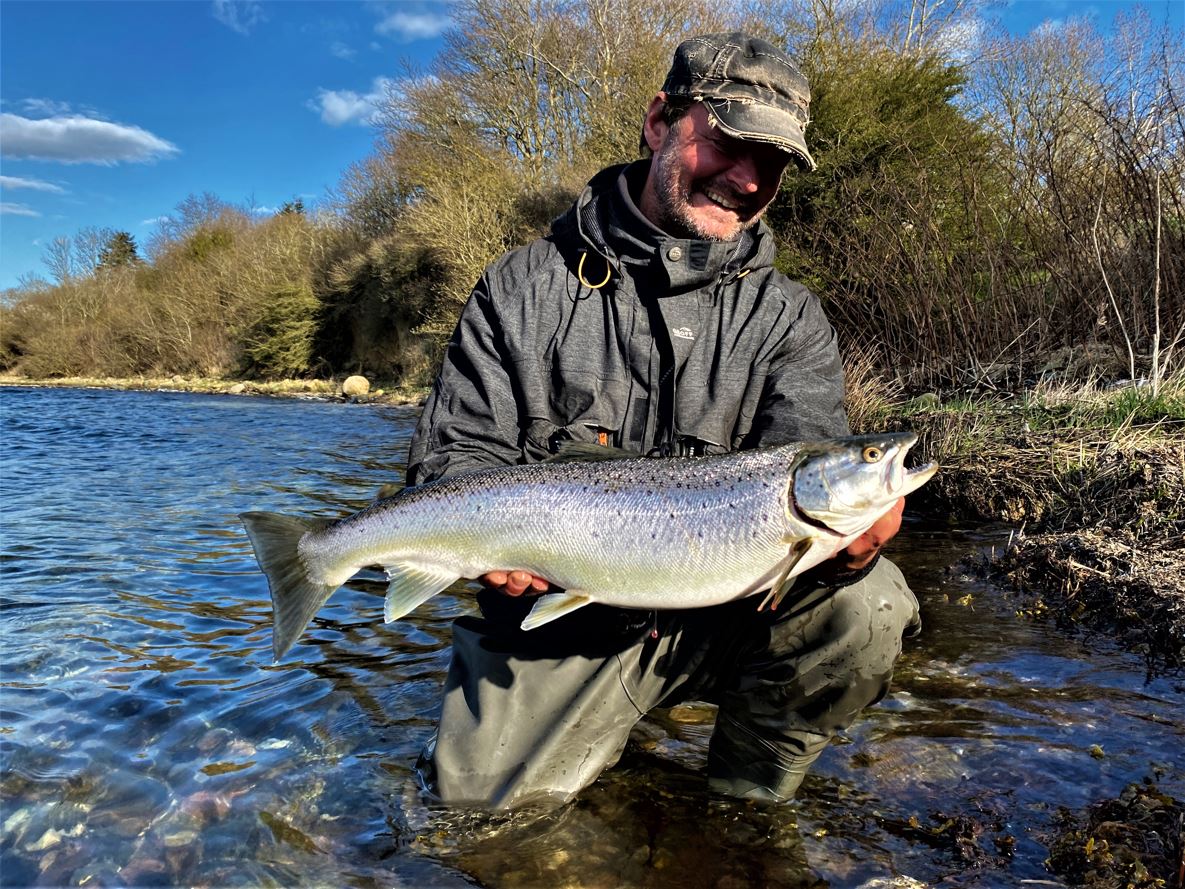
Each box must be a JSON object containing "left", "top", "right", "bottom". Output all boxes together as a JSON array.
[{"left": 97, "top": 231, "right": 142, "bottom": 270}]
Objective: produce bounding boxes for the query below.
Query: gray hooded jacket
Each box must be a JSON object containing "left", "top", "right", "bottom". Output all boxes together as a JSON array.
[{"left": 406, "top": 161, "right": 849, "bottom": 487}]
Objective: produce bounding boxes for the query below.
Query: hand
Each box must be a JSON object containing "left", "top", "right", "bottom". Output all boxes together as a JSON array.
[
  {"left": 841, "top": 497, "right": 904, "bottom": 571},
  {"left": 481, "top": 570, "right": 551, "bottom": 597}
]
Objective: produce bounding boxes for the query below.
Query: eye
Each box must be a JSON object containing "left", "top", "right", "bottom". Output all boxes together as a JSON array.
[{"left": 862, "top": 446, "right": 883, "bottom": 463}]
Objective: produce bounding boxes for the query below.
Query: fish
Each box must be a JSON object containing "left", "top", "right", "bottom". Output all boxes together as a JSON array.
[{"left": 240, "top": 432, "right": 937, "bottom": 661}]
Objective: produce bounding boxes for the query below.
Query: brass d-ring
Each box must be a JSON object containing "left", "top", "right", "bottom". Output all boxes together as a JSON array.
[{"left": 577, "top": 251, "right": 612, "bottom": 289}]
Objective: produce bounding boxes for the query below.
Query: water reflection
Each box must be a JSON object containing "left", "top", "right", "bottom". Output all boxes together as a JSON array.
[{"left": 1, "top": 386, "right": 1182, "bottom": 888}]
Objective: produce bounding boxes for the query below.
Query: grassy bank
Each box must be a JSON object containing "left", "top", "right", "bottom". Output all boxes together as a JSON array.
[{"left": 871, "top": 376, "right": 1185, "bottom": 674}]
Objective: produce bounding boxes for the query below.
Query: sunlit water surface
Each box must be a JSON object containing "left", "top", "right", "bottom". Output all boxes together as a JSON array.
[{"left": 1, "top": 386, "right": 1181, "bottom": 888}]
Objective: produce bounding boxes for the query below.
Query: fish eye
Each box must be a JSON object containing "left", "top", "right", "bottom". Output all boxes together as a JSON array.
[{"left": 862, "top": 446, "right": 883, "bottom": 463}]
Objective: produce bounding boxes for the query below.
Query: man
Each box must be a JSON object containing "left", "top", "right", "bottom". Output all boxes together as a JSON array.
[{"left": 405, "top": 32, "right": 919, "bottom": 809}]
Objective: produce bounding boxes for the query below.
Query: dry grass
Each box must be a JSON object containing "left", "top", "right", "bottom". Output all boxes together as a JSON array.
[
  {"left": 0, "top": 373, "right": 429, "bottom": 405},
  {"left": 884, "top": 376, "right": 1185, "bottom": 671}
]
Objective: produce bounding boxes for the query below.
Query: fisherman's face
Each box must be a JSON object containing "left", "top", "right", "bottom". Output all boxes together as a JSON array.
[{"left": 641, "top": 100, "right": 791, "bottom": 242}]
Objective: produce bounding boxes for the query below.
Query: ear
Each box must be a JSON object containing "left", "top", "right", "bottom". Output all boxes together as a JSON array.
[{"left": 642, "top": 93, "right": 669, "bottom": 154}]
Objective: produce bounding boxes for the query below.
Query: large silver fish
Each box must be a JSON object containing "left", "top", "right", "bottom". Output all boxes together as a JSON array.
[{"left": 241, "top": 432, "right": 936, "bottom": 660}]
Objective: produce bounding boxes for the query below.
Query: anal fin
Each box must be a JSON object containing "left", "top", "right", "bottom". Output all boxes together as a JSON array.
[
  {"left": 520, "top": 591, "right": 592, "bottom": 630},
  {"left": 384, "top": 562, "right": 461, "bottom": 623}
]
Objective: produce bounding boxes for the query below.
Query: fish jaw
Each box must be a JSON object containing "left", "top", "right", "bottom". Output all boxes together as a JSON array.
[{"left": 791, "top": 433, "right": 937, "bottom": 537}]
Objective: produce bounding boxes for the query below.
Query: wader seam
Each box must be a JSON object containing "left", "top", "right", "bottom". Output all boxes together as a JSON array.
[{"left": 615, "top": 652, "right": 647, "bottom": 717}]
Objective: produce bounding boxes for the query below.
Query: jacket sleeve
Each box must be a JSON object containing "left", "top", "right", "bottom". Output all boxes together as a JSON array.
[
  {"left": 405, "top": 272, "right": 523, "bottom": 486},
  {"left": 747, "top": 282, "right": 850, "bottom": 449},
  {"left": 751, "top": 282, "right": 881, "bottom": 589}
]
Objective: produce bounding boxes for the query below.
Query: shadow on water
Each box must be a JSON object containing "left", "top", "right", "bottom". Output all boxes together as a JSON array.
[{"left": 1, "top": 387, "right": 1181, "bottom": 888}]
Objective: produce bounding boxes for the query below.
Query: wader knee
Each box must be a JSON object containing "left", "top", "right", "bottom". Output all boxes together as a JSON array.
[
  {"left": 706, "top": 558, "right": 920, "bottom": 801},
  {"left": 420, "top": 617, "right": 650, "bottom": 809}
]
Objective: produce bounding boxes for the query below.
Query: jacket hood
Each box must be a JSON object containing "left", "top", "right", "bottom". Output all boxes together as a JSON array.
[{"left": 552, "top": 162, "right": 779, "bottom": 295}]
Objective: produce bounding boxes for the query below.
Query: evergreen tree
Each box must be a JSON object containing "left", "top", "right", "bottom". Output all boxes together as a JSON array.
[
  {"left": 97, "top": 231, "right": 142, "bottom": 271},
  {"left": 278, "top": 198, "right": 305, "bottom": 217}
]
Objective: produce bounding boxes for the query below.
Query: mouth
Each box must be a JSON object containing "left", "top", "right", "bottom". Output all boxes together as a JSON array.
[
  {"left": 898, "top": 459, "right": 939, "bottom": 495},
  {"left": 702, "top": 187, "right": 742, "bottom": 212}
]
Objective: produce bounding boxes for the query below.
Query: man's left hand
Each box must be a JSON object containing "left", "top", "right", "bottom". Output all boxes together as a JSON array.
[{"left": 841, "top": 497, "right": 904, "bottom": 571}]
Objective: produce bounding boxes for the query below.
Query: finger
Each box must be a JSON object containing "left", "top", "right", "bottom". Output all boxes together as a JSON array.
[
  {"left": 528, "top": 575, "right": 550, "bottom": 593},
  {"left": 483, "top": 570, "right": 509, "bottom": 588},
  {"left": 505, "top": 571, "right": 533, "bottom": 596}
]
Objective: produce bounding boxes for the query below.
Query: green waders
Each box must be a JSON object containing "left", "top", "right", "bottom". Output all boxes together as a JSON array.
[{"left": 416, "top": 558, "right": 920, "bottom": 809}]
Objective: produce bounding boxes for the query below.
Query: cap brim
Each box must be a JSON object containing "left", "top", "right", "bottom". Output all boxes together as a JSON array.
[{"left": 703, "top": 99, "right": 816, "bottom": 172}]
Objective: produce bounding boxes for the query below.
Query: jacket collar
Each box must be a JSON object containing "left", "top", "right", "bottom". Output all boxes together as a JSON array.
[{"left": 554, "top": 162, "right": 777, "bottom": 294}]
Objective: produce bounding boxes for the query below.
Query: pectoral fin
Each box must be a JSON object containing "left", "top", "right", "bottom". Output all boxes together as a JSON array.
[
  {"left": 383, "top": 563, "right": 461, "bottom": 623},
  {"left": 757, "top": 537, "right": 815, "bottom": 612},
  {"left": 520, "top": 591, "right": 592, "bottom": 630}
]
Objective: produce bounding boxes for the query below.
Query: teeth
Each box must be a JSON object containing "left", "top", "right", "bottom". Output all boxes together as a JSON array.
[{"left": 704, "top": 189, "right": 740, "bottom": 211}]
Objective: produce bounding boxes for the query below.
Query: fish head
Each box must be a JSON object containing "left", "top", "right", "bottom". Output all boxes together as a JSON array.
[{"left": 789, "top": 433, "right": 937, "bottom": 536}]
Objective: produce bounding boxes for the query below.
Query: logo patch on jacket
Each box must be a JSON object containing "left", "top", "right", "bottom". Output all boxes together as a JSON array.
[{"left": 671, "top": 327, "right": 696, "bottom": 341}]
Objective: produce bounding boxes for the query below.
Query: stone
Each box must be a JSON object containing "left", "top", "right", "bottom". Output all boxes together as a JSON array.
[{"left": 342, "top": 375, "right": 370, "bottom": 397}]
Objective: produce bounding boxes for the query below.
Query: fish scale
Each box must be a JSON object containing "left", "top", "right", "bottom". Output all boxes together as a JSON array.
[{"left": 241, "top": 433, "right": 936, "bottom": 660}]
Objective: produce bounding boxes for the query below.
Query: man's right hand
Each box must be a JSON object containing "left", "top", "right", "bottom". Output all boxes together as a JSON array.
[{"left": 481, "top": 570, "right": 551, "bottom": 597}]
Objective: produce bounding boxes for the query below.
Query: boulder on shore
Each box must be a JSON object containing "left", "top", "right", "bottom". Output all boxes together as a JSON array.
[{"left": 342, "top": 375, "right": 370, "bottom": 398}]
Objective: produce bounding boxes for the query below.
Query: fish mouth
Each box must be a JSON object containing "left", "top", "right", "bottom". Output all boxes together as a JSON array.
[
  {"left": 895, "top": 454, "right": 939, "bottom": 497},
  {"left": 789, "top": 433, "right": 939, "bottom": 535}
]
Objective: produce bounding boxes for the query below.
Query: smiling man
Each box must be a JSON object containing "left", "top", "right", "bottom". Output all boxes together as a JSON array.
[{"left": 405, "top": 32, "right": 919, "bottom": 809}]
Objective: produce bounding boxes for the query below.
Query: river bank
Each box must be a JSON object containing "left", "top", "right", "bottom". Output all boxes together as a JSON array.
[
  {"left": 0, "top": 373, "right": 430, "bottom": 406},
  {"left": 897, "top": 389, "right": 1185, "bottom": 675}
]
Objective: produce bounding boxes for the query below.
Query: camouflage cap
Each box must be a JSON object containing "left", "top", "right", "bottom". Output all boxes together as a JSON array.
[{"left": 662, "top": 32, "right": 816, "bottom": 171}]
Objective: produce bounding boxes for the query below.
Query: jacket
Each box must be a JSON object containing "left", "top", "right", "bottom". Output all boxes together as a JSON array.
[{"left": 406, "top": 161, "right": 849, "bottom": 488}]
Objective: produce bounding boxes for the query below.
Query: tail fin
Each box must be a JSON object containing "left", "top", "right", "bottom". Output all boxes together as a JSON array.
[{"left": 240, "top": 511, "right": 337, "bottom": 662}]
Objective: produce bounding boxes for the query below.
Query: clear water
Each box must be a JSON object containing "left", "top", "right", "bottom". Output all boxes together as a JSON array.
[{"left": 1, "top": 386, "right": 1181, "bottom": 888}]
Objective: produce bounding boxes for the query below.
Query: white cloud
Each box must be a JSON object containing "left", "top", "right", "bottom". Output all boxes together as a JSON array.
[
  {"left": 212, "top": 0, "right": 265, "bottom": 35},
  {"left": 141, "top": 216, "right": 170, "bottom": 227},
  {"left": 0, "top": 113, "right": 179, "bottom": 165},
  {"left": 934, "top": 18, "right": 986, "bottom": 61},
  {"left": 310, "top": 77, "right": 395, "bottom": 126},
  {"left": 330, "top": 40, "right": 356, "bottom": 60},
  {"left": 375, "top": 9, "right": 451, "bottom": 40},
  {"left": 0, "top": 175, "right": 67, "bottom": 194},
  {"left": 20, "top": 98, "right": 75, "bottom": 117},
  {"left": 1, "top": 202, "right": 41, "bottom": 217}
]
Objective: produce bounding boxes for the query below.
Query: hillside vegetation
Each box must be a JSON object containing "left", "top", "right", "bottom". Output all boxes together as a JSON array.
[{"left": 2, "top": 0, "right": 1181, "bottom": 393}]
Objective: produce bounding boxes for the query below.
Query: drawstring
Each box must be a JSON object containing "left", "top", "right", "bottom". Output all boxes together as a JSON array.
[{"left": 577, "top": 251, "right": 612, "bottom": 289}]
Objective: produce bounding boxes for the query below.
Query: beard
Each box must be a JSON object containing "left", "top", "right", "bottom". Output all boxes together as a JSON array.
[{"left": 649, "top": 144, "right": 764, "bottom": 242}]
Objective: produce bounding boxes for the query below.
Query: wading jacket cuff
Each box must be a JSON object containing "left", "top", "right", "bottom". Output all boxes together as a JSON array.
[{"left": 801, "top": 551, "right": 882, "bottom": 591}]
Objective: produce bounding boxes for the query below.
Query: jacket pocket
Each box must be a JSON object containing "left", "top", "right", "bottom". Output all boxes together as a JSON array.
[{"left": 674, "top": 369, "right": 754, "bottom": 454}]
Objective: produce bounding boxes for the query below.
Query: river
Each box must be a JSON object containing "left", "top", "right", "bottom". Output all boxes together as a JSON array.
[{"left": 1, "top": 385, "right": 1181, "bottom": 888}]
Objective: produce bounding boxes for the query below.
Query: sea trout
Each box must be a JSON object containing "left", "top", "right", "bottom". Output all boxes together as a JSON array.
[{"left": 241, "top": 432, "right": 936, "bottom": 660}]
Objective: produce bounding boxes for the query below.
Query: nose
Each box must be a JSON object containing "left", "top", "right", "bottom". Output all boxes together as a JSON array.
[{"left": 723, "top": 150, "right": 762, "bottom": 194}]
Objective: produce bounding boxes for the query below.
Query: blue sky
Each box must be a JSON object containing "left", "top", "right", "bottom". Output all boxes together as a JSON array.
[{"left": 1, "top": 0, "right": 1181, "bottom": 291}]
